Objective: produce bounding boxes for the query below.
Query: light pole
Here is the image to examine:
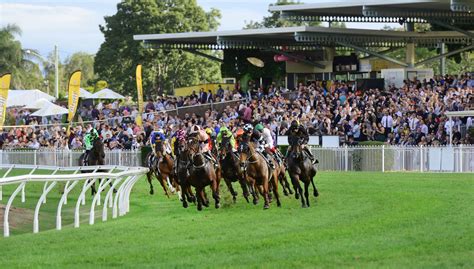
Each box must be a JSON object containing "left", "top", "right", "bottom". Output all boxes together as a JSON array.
[{"left": 26, "top": 45, "right": 59, "bottom": 99}]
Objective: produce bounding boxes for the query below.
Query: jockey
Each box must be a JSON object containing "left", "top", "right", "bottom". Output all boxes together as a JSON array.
[
  {"left": 234, "top": 128, "right": 245, "bottom": 148},
  {"left": 241, "top": 124, "right": 254, "bottom": 143},
  {"left": 216, "top": 126, "right": 237, "bottom": 152},
  {"left": 189, "top": 125, "right": 218, "bottom": 168},
  {"left": 149, "top": 127, "right": 171, "bottom": 167},
  {"left": 287, "top": 120, "right": 317, "bottom": 164},
  {"left": 253, "top": 123, "right": 276, "bottom": 169},
  {"left": 83, "top": 124, "right": 99, "bottom": 165},
  {"left": 172, "top": 129, "right": 187, "bottom": 157}
]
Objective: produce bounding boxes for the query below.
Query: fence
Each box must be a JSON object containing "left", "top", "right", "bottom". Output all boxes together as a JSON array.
[
  {"left": 311, "top": 145, "right": 474, "bottom": 172},
  {"left": 0, "top": 164, "right": 149, "bottom": 237},
  {"left": 0, "top": 149, "right": 142, "bottom": 167},
  {"left": 1, "top": 145, "right": 473, "bottom": 172}
]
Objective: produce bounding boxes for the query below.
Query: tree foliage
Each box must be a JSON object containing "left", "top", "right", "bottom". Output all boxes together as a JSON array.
[
  {"left": 94, "top": 0, "right": 222, "bottom": 97},
  {"left": 0, "top": 24, "right": 43, "bottom": 89}
]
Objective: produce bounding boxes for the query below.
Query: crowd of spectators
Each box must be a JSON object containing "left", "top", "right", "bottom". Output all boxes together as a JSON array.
[{"left": 0, "top": 73, "right": 472, "bottom": 150}]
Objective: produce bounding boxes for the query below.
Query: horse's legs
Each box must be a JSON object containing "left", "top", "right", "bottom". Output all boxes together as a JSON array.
[
  {"left": 239, "top": 178, "right": 250, "bottom": 203},
  {"left": 146, "top": 171, "right": 154, "bottom": 195},
  {"left": 262, "top": 178, "right": 270, "bottom": 210},
  {"left": 91, "top": 179, "right": 97, "bottom": 196},
  {"left": 280, "top": 170, "right": 293, "bottom": 195},
  {"left": 212, "top": 178, "right": 221, "bottom": 209},
  {"left": 156, "top": 172, "right": 170, "bottom": 198},
  {"left": 310, "top": 172, "right": 319, "bottom": 197},
  {"left": 304, "top": 180, "right": 310, "bottom": 207},
  {"left": 196, "top": 187, "right": 203, "bottom": 211},
  {"left": 271, "top": 173, "right": 281, "bottom": 207},
  {"left": 289, "top": 174, "right": 300, "bottom": 200},
  {"left": 187, "top": 186, "right": 196, "bottom": 203},
  {"left": 224, "top": 178, "right": 237, "bottom": 203}
]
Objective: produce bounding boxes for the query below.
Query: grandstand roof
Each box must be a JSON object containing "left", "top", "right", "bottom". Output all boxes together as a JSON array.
[
  {"left": 134, "top": 26, "right": 473, "bottom": 50},
  {"left": 269, "top": 0, "right": 473, "bottom": 24}
]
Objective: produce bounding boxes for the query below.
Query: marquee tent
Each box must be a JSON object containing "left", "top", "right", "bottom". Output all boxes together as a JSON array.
[
  {"left": 90, "top": 88, "right": 125, "bottom": 99},
  {"left": 7, "top": 89, "right": 55, "bottom": 107},
  {"left": 30, "top": 102, "right": 68, "bottom": 117}
]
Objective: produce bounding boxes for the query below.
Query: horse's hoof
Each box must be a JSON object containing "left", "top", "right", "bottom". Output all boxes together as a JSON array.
[
  {"left": 302, "top": 204, "right": 307, "bottom": 208},
  {"left": 314, "top": 191, "right": 319, "bottom": 197},
  {"left": 204, "top": 202, "right": 209, "bottom": 208},
  {"left": 253, "top": 199, "right": 258, "bottom": 205},
  {"left": 244, "top": 197, "right": 250, "bottom": 203},
  {"left": 277, "top": 202, "right": 282, "bottom": 207},
  {"left": 283, "top": 190, "right": 289, "bottom": 196},
  {"left": 289, "top": 190, "right": 294, "bottom": 195},
  {"left": 263, "top": 204, "right": 270, "bottom": 210},
  {"left": 183, "top": 203, "right": 188, "bottom": 208},
  {"left": 197, "top": 206, "right": 202, "bottom": 211},
  {"left": 295, "top": 194, "right": 300, "bottom": 199},
  {"left": 215, "top": 203, "right": 220, "bottom": 209},
  {"left": 149, "top": 189, "right": 154, "bottom": 195}
]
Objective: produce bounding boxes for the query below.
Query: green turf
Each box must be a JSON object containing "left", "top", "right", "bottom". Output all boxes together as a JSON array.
[{"left": 0, "top": 172, "right": 473, "bottom": 268}]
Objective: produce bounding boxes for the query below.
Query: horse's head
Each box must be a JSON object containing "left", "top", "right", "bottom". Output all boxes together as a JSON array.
[
  {"left": 219, "top": 135, "right": 232, "bottom": 158},
  {"left": 154, "top": 140, "right": 164, "bottom": 156}
]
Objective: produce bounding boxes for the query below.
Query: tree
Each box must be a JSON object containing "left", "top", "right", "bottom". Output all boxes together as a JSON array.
[
  {"left": 94, "top": 0, "right": 222, "bottom": 97},
  {"left": 244, "top": 0, "right": 321, "bottom": 29},
  {"left": 0, "top": 24, "right": 43, "bottom": 89}
]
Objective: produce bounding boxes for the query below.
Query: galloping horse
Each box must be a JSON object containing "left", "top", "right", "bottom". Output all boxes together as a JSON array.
[
  {"left": 145, "top": 140, "right": 178, "bottom": 198},
  {"left": 239, "top": 141, "right": 281, "bottom": 209},
  {"left": 79, "top": 138, "right": 107, "bottom": 196},
  {"left": 186, "top": 137, "right": 220, "bottom": 211},
  {"left": 174, "top": 138, "right": 196, "bottom": 208},
  {"left": 272, "top": 148, "right": 293, "bottom": 196},
  {"left": 218, "top": 135, "right": 249, "bottom": 203},
  {"left": 286, "top": 144, "right": 319, "bottom": 208}
]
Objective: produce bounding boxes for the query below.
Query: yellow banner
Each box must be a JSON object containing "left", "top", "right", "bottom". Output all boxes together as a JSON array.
[
  {"left": 67, "top": 71, "right": 81, "bottom": 133},
  {"left": 136, "top": 64, "right": 144, "bottom": 126},
  {"left": 0, "top": 73, "right": 12, "bottom": 128}
]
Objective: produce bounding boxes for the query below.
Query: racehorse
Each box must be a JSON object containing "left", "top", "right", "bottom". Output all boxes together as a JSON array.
[
  {"left": 239, "top": 141, "right": 281, "bottom": 209},
  {"left": 145, "top": 140, "right": 179, "bottom": 198},
  {"left": 186, "top": 137, "right": 220, "bottom": 211},
  {"left": 79, "top": 138, "right": 110, "bottom": 196},
  {"left": 286, "top": 143, "right": 319, "bottom": 208},
  {"left": 174, "top": 138, "right": 196, "bottom": 208},
  {"left": 272, "top": 148, "right": 293, "bottom": 196},
  {"left": 218, "top": 135, "right": 250, "bottom": 203}
]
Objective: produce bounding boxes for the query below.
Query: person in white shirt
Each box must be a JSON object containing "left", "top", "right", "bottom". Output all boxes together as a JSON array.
[
  {"left": 419, "top": 120, "right": 429, "bottom": 135},
  {"left": 466, "top": 116, "right": 473, "bottom": 130},
  {"left": 381, "top": 111, "right": 394, "bottom": 135}
]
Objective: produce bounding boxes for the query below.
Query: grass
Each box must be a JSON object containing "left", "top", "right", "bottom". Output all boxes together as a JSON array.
[{"left": 0, "top": 171, "right": 473, "bottom": 268}]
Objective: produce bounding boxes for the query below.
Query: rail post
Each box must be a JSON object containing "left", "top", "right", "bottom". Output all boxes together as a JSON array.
[
  {"left": 33, "top": 150, "right": 37, "bottom": 165},
  {"left": 382, "top": 145, "right": 385, "bottom": 173},
  {"left": 420, "top": 145, "right": 424, "bottom": 172},
  {"left": 344, "top": 145, "right": 348, "bottom": 172},
  {"left": 459, "top": 144, "right": 463, "bottom": 172}
]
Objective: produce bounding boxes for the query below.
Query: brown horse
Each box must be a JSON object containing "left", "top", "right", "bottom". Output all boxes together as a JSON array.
[
  {"left": 186, "top": 137, "right": 220, "bottom": 211},
  {"left": 174, "top": 138, "right": 196, "bottom": 208},
  {"left": 218, "top": 135, "right": 250, "bottom": 203},
  {"left": 239, "top": 141, "right": 281, "bottom": 209},
  {"left": 145, "top": 141, "right": 179, "bottom": 198},
  {"left": 287, "top": 144, "right": 319, "bottom": 208},
  {"left": 271, "top": 148, "right": 293, "bottom": 196}
]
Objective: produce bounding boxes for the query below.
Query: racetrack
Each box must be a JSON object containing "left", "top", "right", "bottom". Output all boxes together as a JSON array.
[{"left": 0, "top": 172, "right": 472, "bottom": 268}]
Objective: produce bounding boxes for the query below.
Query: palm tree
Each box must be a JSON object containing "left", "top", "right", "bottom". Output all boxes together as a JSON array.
[{"left": 0, "top": 24, "right": 44, "bottom": 89}]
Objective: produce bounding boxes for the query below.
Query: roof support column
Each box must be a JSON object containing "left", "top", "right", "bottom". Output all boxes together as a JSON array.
[
  {"left": 406, "top": 23, "right": 415, "bottom": 68},
  {"left": 440, "top": 43, "right": 446, "bottom": 76}
]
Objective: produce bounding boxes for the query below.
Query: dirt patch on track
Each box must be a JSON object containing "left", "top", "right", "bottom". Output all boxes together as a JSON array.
[{"left": 0, "top": 204, "right": 34, "bottom": 230}]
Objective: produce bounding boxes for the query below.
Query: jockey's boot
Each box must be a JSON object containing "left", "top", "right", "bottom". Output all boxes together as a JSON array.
[
  {"left": 205, "top": 151, "right": 219, "bottom": 169},
  {"left": 261, "top": 151, "right": 275, "bottom": 170},
  {"left": 304, "top": 147, "right": 319, "bottom": 164},
  {"left": 83, "top": 151, "right": 90, "bottom": 166}
]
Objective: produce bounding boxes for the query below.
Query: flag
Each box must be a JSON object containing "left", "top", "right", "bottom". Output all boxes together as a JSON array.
[
  {"left": 136, "top": 64, "right": 144, "bottom": 126},
  {"left": 0, "top": 73, "right": 11, "bottom": 128},
  {"left": 67, "top": 70, "right": 81, "bottom": 134}
]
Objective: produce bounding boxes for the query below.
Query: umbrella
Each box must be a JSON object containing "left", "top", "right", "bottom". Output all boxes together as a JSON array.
[
  {"left": 91, "top": 88, "right": 125, "bottom": 99},
  {"left": 31, "top": 103, "right": 68, "bottom": 117},
  {"left": 247, "top": 57, "right": 265, "bottom": 68}
]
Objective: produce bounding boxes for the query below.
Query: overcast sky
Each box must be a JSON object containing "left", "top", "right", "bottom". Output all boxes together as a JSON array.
[{"left": 0, "top": 0, "right": 397, "bottom": 59}]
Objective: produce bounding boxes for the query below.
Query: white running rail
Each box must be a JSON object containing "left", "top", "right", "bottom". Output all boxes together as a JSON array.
[{"left": 0, "top": 164, "right": 148, "bottom": 237}]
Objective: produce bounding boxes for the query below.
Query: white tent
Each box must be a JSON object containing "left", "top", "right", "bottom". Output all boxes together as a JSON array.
[
  {"left": 90, "top": 88, "right": 125, "bottom": 99},
  {"left": 7, "top": 89, "right": 56, "bottom": 107},
  {"left": 24, "top": 98, "right": 53, "bottom": 110},
  {"left": 66, "top": 88, "right": 94, "bottom": 99},
  {"left": 31, "top": 102, "right": 68, "bottom": 117}
]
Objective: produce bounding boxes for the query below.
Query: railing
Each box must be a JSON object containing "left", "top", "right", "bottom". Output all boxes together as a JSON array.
[
  {"left": 1, "top": 145, "right": 473, "bottom": 172},
  {"left": 0, "top": 149, "right": 142, "bottom": 167},
  {"left": 0, "top": 164, "right": 149, "bottom": 237},
  {"left": 310, "top": 145, "right": 474, "bottom": 172}
]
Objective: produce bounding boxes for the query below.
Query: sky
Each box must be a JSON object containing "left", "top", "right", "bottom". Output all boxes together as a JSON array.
[{"left": 0, "top": 0, "right": 397, "bottom": 60}]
